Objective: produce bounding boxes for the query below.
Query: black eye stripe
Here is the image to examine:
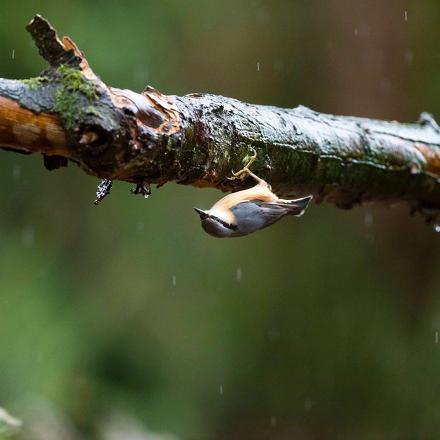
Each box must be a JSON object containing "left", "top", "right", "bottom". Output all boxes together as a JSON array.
[{"left": 209, "top": 215, "right": 237, "bottom": 230}]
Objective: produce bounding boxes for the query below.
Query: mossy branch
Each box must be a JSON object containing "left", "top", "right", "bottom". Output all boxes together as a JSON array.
[{"left": 1, "top": 15, "right": 440, "bottom": 221}]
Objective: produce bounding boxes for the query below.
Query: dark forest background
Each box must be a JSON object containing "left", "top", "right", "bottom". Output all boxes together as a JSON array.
[{"left": 1, "top": 1, "right": 440, "bottom": 439}]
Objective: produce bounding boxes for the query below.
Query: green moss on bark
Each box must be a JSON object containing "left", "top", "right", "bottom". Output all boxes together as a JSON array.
[
  {"left": 54, "top": 65, "right": 98, "bottom": 129},
  {"left": 21, "top": 76, "right": 49, "bottom": 90}
]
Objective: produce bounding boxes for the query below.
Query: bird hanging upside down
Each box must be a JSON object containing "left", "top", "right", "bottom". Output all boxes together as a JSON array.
[{"left": 194, "top": 152, "right": 313, "bottom": 238}]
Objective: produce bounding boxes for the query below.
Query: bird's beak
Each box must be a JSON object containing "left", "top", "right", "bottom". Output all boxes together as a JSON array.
[{"left": 194, "top": 207, "right": 209, "bottom": 219}]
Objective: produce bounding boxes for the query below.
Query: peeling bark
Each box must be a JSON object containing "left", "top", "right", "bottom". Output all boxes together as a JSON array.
[{"left": 1, "top": 15, "right": 440, "bottom": 221}]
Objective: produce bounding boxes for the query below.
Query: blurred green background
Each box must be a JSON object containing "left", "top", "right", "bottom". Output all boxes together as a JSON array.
[{"left": 1, "top": 1, "right": 440, "bottom": 439}]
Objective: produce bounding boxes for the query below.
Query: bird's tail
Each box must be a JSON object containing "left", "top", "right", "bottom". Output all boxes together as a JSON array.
[{"left": 279, "top": 195, "right": 313, "bottom": 217}]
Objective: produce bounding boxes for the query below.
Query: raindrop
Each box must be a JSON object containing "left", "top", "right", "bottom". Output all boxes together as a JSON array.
[
  {"left": 219, "top": 385, "right": 223, "bottom": 395},
  {"left": 273, "top": 59, "right": 284, "bottom": 73},
  {"left": 257, "top": 62, "right": 260, "bottom": 72},
  {"left": 434, "top": 224, "right": 440, "bottom": 233},
  {"left": 356, "top": 24, "right": 370, "bottom": 38},
  {"left": 404, "top": 49, "right": 414, "bottom": 65},
  {"left": 435, "top": 331, "right": 439, "bottom": 344},
  {"left": 172, "top": 275, "right": 177, "bottom": 287},
  {"left": 380, "top": 78, "right": 391, "bottom": 92},
  {"left": 236, "top": 267, "right": 242, "bottom": 282},
  {"left": 255, "top": 6, "right": 270, "bottom": 25},
  {"left": 304, "top": 398, "right": 313, "bottom": 411},
  {"left": 267, "top": 328, "right": 280, "bottom": 343},
  {"left": 12, "top": 165, "right": 21, "bottom": 180},
  {"left": 21, "top": 226, "right": 34, "bottom": 248},
  {"left": 404, "top": 10, "right": 408, "bottom": 22},
  {"left": 11, "top": 49, "right": 15, "bottom": 60},
  {"left": 364, "top": 211, "right": 373, "bottom": 228},
  {"left": 354, "top": 27, "right": 358, "bottom": 37},
  {"left": 270, "top": 416, "right": 277, "bottom": 427}
]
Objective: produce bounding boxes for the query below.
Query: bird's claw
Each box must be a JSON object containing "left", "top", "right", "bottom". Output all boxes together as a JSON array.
[{"left": 227, "top": 149, "right": 257, "bottom": 181}]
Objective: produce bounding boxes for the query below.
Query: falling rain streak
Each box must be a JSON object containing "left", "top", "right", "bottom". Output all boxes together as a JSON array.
[
  {"left": 12, "top": 165, "right": 20, "bottom": 180},
  {"left": 236, "top": 267, "right": 242, "bottom": 282},
  {"left": 21, "top": 226, "right": 34, "bottom": 248}
]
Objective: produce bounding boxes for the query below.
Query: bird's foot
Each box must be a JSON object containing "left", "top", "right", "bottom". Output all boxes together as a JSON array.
[
  {"left": 228, "top": 149, "right": 257, "bottom": 180},
  {"left": 227, "top": 149, "right": 268, "bottom": 186},
  {"left": 228, "top": 150, "right": 257, "bottom": 180}
]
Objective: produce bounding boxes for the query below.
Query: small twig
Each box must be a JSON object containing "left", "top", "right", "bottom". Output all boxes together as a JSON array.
[{"left": 25, "top": 15, "right": 81, "bottom": 68}]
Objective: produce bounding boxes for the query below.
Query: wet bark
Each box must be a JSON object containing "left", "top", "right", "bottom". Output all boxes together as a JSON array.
[{"left": 1, "top": 15, "right": 440, "bottom": 220}]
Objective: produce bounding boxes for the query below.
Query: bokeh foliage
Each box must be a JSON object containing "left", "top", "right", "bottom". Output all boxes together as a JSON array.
[{"left": 1, "top": 1, "right": 440, "bottom": 439}]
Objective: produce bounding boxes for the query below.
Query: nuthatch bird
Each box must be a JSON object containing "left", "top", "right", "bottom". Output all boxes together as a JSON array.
[{"left": 194, "top": 152, "right": 312, "bottom": 238}]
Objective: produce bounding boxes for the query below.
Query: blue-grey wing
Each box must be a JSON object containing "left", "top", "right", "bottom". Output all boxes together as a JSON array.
[
  {"left": 231, "top": 197, "right": 311, "bottom": 235},
  {"left": 231, "top": 201, "right": 291, "bottom": 234},
  {"left": 254, "top": 197, "right": 312, "bottom": 216}
]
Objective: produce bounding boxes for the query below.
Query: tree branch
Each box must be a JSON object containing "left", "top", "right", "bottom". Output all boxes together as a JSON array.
[{"left": 1, "top": 15, "right": 440, "bottom": 221}]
